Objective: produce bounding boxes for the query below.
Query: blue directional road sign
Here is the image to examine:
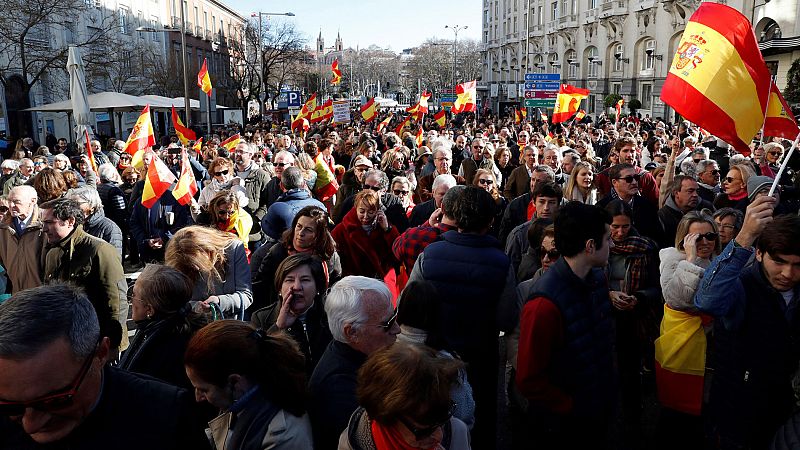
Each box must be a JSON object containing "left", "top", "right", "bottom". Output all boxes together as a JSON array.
[
  {"left": 524, "top": 82, "right": 561, "bottom": 90},
  {"left": 524, "top": 73, "right": 561, "bottom": 81}
]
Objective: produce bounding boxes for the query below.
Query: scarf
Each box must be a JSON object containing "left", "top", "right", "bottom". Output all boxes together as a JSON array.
[
  {"left": 727, "top": 189, "right": 748, "bottom": 201},
  {"left": 371, "top": 420, "right": 440, "bottom": 450},
  {"left": 610, "top": 235, "right": 658, "bottom": 294},
  {"left": 217, "top": 209, "right": 252, "bottom": 249}
]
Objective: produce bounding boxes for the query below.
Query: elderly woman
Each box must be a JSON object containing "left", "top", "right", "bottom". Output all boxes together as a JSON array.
[
  {"left": 339, "top": 341, "right": 471, "bottom": 450},
  {"left": 197, "top": 157, "right": 248, "bottom": 210},
  {"left": 391, "top": 176, "right": 415, "bottom": 218},
  {"left": 381, "top": 148, "right": 408, "bottom": 182},
  {"left": 563, "top": 161, "right": 598, "bottom": 205},
  {"left": 67, "top": 185, "right": 123, "bottom": 256},
  {"left": 714, "top": 163, "right": 755, "bottom": 212},
  {"left": 250, "top": 206, "right": 341, "bottom": 312},
  {"left": 712, "top": 207, "right": 744, "bottom": 248},
  {"left": 493, "top": 146, "right": 515, "bottom": 193},
  {"left": 197, "top": 190, "right": 253, "bottom": 254},
  {"left": 96, "top": 163, "right": 127, "bottom": 232},
  {"left": 120, "top": 264, "right": 207, "bottom": 388},
  {"left": 165, "top": 226, "right": 252, "bottom": 318},
  {"left": 251, "top": 253, "right": 333, "bottom": 375},
  {"left": 332, "top": 189, "right": 400, "bottom": 279},
  {"left": 185, "top": 321, "right": 313, "bottom": 450}
]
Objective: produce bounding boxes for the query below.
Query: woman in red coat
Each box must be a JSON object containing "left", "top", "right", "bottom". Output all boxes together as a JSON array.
[{"left": 332, "top": 189, "right": 400, "bottom": 279}]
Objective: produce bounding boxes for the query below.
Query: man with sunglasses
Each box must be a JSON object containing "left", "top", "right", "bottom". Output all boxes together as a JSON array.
[
  {"left": 597, "top": 163, "right": 662, "bottom": 244},
  {"left": 595, "top": 137, "right": 659, "bottom": 204},
  {"left": 696, "top": 159, "right": 721, "bottom": 203},
  {"left": 232, "top": 142, "right": 270, "bottom": 250},
  {"left": 0, "top": 284, "right": 209, "bottom": 449},
  {"left": 309, "top": 276, "right": 399, "bottom": 450},
  {"left": 0, "top": 186, "right": 47, "bottom": 293},
  {"left": 458, "top": 137, "right": 499, "bottom": 187}
]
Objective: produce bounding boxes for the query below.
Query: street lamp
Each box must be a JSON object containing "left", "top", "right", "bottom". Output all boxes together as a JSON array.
[
  {"left": 444, "top": 25, "right": 467, "bottom": 87},
  {"left": 137, "top": 24, "right": 190, "bottom": 125},
  {"left": 251, "top": 12, "right": 295, "bottom": 117}
]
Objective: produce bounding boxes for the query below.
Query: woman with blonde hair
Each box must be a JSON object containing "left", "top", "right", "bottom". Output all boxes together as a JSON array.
[
  {"left": 294, "top": 152, "right": 318, "bottom": 192},
  {"left": 165, "top": 225, "right": 252, "bottom": 318},
  {"left": 563, "top": 161, "right": 598, "bottom": 205},
  {"left": 197, "top": 157, "right": 248, "bottom": 210},
  {"left": 713, "top": 162, "right": 755, "bottom": 212},
  {"left": 200, "top": 190, "right": 253, "bottom": 255}
]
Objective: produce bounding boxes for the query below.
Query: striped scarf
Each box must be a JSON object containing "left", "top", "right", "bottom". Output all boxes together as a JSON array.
[{"left": 610, "top": 235, "right": 658, "bottom": 294}]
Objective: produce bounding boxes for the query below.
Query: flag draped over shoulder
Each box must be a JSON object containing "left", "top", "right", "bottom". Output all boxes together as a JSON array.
[
  {"left": 660, "top": 2, "right": 772, "bottom": 154},
  {"left": 172, "top": 149, "right": 197, "bottom": 205},
  {"left": 142, "top": 156, "right": 177, "bottom": 208},
  {"left": 764, "top": 81, "right": 800, "bottom": 139},
  {"left": 123, "top": 104, "right": 155, "bottom": 156},
  {"left": 552, "top": 84, "right": 590, "bottom": 123},
  {"left": 197, "top": 58, "right": 212, "bottom": 97},
  {"left": 331, "top": 59, "right": 342, "bottom": 85},
  {"left": 171, "top": 106, "right": 196, "bottom": 145},
  {"left": 452, "top": 81, "right": 477, "bottom": 114},
  {"left": 433, "top": 110, "right": 446, "bottom": 128},
  {"left": 361, "top": 98, "right": 378, "bottom": 122}
]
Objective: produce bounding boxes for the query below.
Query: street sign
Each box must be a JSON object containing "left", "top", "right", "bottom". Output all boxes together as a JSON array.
[
  {"left": 332, "top": 100, "right": 350, "bottom": 124},
  {"left": 277, "top": 92, "right": 288, "bottom": 109},
  {"left": 440, "top": 94, "right": 457, "bottom": 109},
  {"left": 524, "top": 91, "right": 558, "bottom": 99},
  {"left": 286, "top": 90, "right": 302, "bottom": 108},
  {"left": 524, "top": 73, "right": 561, "bottom": 81},
  {"left": 524, "top": 82, "right": 561, "bottom": 90},
  {"left": 524, "top": 99, "right": 555, "bottom": 107}
]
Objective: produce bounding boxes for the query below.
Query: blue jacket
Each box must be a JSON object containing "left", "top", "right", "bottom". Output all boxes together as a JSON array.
[
  {"left": 260, "top": 189, "right": 325, "bottom": 240},
  {"left": 129, "top": 191, "right": 192, "bottom": 251}
]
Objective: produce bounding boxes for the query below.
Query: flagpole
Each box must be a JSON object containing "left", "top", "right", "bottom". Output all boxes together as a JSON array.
[
  {"left": 207, "top": 95, "right": 212, "bottom": 136},
  {"left": 767, "top": 131, "right": 800, "bottom": 197},
  {"left": 758, "top": 75, "right": 775, "bottom": 144}
]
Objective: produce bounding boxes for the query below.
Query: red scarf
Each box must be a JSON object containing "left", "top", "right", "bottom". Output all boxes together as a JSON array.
[
  {"left": 371, "top": 420, "right": 439, "bottom": 450},
  {"left": 527, "top": 200, "right": 537, "bottom": 221},
  {"left": 728, "top": 189, "right": 748, "bottom": 201}
]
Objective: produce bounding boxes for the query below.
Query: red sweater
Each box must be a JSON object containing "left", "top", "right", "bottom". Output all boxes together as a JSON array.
[{"left": 515, "top": 297, "right": 574, "bottom": 414}]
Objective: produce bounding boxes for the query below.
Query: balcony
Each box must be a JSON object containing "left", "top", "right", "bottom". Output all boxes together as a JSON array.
[
  {"left": 584, "top": 8, "right": 599, "bottom": 22},
  {"left": 171, "top": 16, "right": 181, "bottom": 28},
  {"left": 529, "top": 24, "right": 545, "bottom": 36},
  {"left": 637, "top": 0, "right": 655, "bottom": 9},
  {"left": 599, "top": 0, "right": 629, "bottom": 16},
  {"left": 546, "top": 20, "right": 557, "bottom": 34},
  {"left": 185, "top": 21, "right": 193, "bottom": 35},
  {"left": 558, "top": 14, "right": 579, "bottom": 29},
  {"left": 195, "top": 26, "right": 203, "bottom": 36}
]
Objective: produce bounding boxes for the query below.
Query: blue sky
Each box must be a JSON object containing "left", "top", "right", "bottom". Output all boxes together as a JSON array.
[{"left": 227, "top": 0, "right": 483, "bottom": 51}]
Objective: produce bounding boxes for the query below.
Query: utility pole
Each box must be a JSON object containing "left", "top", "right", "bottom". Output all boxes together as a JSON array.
[
  {"left": 445, "top": 25, "right": 467, "bottom": 87},
  {"left": 251, "top": 12, "right": 295, "bottom": 117}
]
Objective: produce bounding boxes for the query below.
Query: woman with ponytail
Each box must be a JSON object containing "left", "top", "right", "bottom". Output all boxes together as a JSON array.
[{"left": 184, "top": 320, "right": 313, "bottom": 450}]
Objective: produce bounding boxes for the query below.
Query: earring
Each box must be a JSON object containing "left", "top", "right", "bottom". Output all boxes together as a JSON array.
[{"left": 146, "top": 312, "right": 152, "bottom": 319}]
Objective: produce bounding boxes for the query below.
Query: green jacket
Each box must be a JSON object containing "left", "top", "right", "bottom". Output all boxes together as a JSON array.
[{"left": 44, "top": 226, "right": 129, "bottom": 351}]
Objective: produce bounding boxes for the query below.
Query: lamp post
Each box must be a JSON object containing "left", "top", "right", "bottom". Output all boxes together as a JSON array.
[
  {"left": 137, "top": 21, "right": 190, "bottom": 125},
  {"left": 444, "top": 25, "right": 467, "bottom": 87},
  {"left": 251, "top": 12, "right": 295, "bottom": 118}
]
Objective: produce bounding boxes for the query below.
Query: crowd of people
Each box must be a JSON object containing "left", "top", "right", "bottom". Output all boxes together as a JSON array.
[{"left": 0, "top": 108, "right": 799, "bottom": 450}]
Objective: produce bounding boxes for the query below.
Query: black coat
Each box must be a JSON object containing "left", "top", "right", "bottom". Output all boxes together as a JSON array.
[
  {"left": 0, "top": 367, "right": 210, "bottom": 450},
  {"left": 409, "top": 198, "right": 436, "bottom": 228},
  {"left": 597, "top": 194, "right": 664, "bottom": 244},
  {"left": 84, "top": 209, "right": 123, "bottom": 258},
  {"left": 499, "top": 193, "right": 531, "bottom": 246}
]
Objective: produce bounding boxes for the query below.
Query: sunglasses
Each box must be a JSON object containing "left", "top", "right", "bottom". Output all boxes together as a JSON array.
[
  {"left": 697, "top": 232, "right": 718, "bottom": 242},
  {"left": 708, "top": 169, "right": 720, "bottom": 175},
  {"left": 540, "top": 248, "right": 560, "bottom": 260},
  {"left": 472, "top": 145, "right": 486, "bottom": 150},
  {"left": 377, "top": 309, "right": 398, "bottom": 332},
  {"left": 398, "top": 402, "right": 455, "bottom": 440},
  {"left": 768, "top": 151, "right": 783, "bottom": 157},
  {"left": 615, "top": 174, "right": 641, "bottom": 184},
  {"left": 214, "top": 170, "right": 230, "bottom": 176},
  {"left": 274, "top": 162, "right": 292, "bottom": 168},
  {"left": 393, "top": 189, "right": 409, "bottom": 195},
  {"left": 693, "top": 159, "right": 703, "bottom": 164},
  {"left": 725, "top": 177, "right": 740, "bottom": 184},
  {"left": 0, "top": 342, "right": 97, "bottom": 416},
  {"left": 363, "top": 185, "right": 382, "bottom": 192},
  {"left": 217, "top": 210, "right": 235, "bottom": 217},
  {"left": 478, "top": 179, "right": 494, "bottom": 185}
]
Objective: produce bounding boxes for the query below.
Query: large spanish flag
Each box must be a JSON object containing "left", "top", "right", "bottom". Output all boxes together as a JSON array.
[
  {"left": 123, "top": 105, "right": 155, "bottom": 156},
  {"left": 361, "top": 98, "right": 378, "bottom": 122},
  {"left": 220, "top": 133, "right": 241, "bottom": 152},
  {"left": 764, "top": 80, "right": 800, "bottom": 139},
  {"left": 299, "top": 93, "right": 318, "bottom": 118},
  {"left": 433, "top": 110, "right": 446, "bottom": 128},
  {"left": 197, "top": 58, "right": 212, "bottom": 97},
  {"left": 171, "top": 105, "right": 196, "bottom": 145},
  {"left": 172, "top": 150, "right": 198, "bottom": 205},
  {"left": 377, "top": 113, "right": 393, "bottom": 133},
  {"left": 552, "top": 84, "right": 590, "bottom": 123},
  {"left": 331, "top": 59, "right": 342, "bottom": 85},
  {"left": 452, "top": 81, "right": 477, "bottom": 114},
  {"left": 660, "top": 2, "right": 772, "bottom": 154},
  {"left": 141, "top": 156, "right": 177, "bottom": 208}
]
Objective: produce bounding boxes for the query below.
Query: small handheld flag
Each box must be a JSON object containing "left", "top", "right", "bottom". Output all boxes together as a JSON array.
[{"left": 197, "top": 58, "right": 212, "bottom": 97}]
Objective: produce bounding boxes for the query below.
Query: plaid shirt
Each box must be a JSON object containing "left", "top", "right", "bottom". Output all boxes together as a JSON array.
[{"left": 392, "top": 222, "right": 458, "bottom": 271}]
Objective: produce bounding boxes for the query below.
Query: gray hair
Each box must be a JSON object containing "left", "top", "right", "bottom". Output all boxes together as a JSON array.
[
  {"left": 433, "top": 147, "right": 452, "bottom": 161},
  {"left": 325, "top": 276, "right": 391, "bottom": 343},
  {"left": 9, "top": 185, "right": 37, "bottom": 201},
  {"left": 97, "top": 163, "right": 122, "bottom": 183},
  {"left": 0, "top": 283, "right": 100, "bottom": 358},
  {"left": 281, "top": 166, "right": 305, "bottom": 190},
  {"left": 432, "top": 174, "right": 457, "bottom": 191},
  {"left": 68, "top": 186, "right": 102, "bottom": 213},
  {"left": 1, "top": 160, "right": 19, "bottom": 170},
  {"left": 273, "top": 150, "right": 295, "bottom": 163},
  {"left": 391, "top": 176, "right": 411, "bottom": 190},
  {"left": 53, "top": 153, "right": 71, "bottom": 168},
  {"left": 365, "top": 169, "right": 389, "bottom": 191},
  {"left": 713, "top": 207, "right": 744, "bottom": 231},
  {"left": 679, "top": 157, "right": 697, "bottom": 178},
  {"left": 532, "top": 165, "right": 556, "bottom": 181},
  {"left": 696, "top": 159, "right": 718, "bottom": 174}
]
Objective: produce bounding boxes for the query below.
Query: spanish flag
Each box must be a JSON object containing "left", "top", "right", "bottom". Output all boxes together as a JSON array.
[
  {"left": 321, "top": 99, "right": 333, "bottom": 122},
  {"left": 615, "top": 99, "right": 624, "bottom": 120},
  {"left": 764, "top": 80, "right": 800, "bottom": 139},
  {"left": 540, "top": 112, "right": 548, "bottom": 122},
  {"left": 141, "top": 156, "right": 177, "bottom": 208},
  {"left": 575, "top": 109, "right": 586, "bottom": 121},
  {"left": 191, "top": 137, "right": 203, "bottom": 155},
  {"left": 552, "top": 84, "right": 590, "bottom": 123},
  {"left": 415, "top": 127, "right": 424, "bottom": 148},
  {"left": 291, "top": 114, "right": 309, "bottom": 132},
  {"left": 407, "top": 91, "right": 431, "bottom": 121},
  {"left": 377, "top": 113, "right": 393, "bottom": 133},
  {"left": 197, "top": 58, "right": 212, "bottom": 97},
  {"left": 394, "top": 116, "right": 411, "bottom": 136},
  {"left": 520, "top": 108, "right": 527, "bottom": 120},
  {"left": 171, "top": 106, "right": 196, "bottom": 145},
  {"left": 514, "top": 109, "right": 521, "bottom": 124},
  {"left": 220, "top": 134, "right": 241, "bottom": 152},
  {"left": 172, "top": 149, "right": 198, "bottom": 206},
  {"left": 84, "top": 130, "right": 98, "bottom": 173},
  {"left": 331, "top": 59, "right": 342, "bottom": 85},
  {"left": 123, "top": 105, "right": 155, "bottom": 156},
  {"left": 361, "top": 98, "right": 378, "bottom": 122},
  {"left": 433, "top": 110, "right": 446, "bottom": 128},
  {"left": 452, "top": 81, "right": 477, "bottom": 114},
  {"left": 299, "top": 93, "right": 318, "bottom": 118},
  {"left": 660, "top": 2, "right": 772, "bottom": 155}
]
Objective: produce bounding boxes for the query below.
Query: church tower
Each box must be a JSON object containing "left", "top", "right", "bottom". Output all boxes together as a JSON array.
[
  {"left": 335, "top": 31, "right": 343, "bottom": 52},
  {"left": 317, "top": 30, "right": 324, "bottom": 55}
]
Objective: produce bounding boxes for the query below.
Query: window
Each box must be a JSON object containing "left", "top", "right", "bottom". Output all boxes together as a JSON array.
[
  {"left": 150, "top": 16, "right": 160, "bottom": 41},
  {"left": 118, "top": 8, "right": 129, "bottom": 34},
  {"left": 551, "top": 2, "right": 557, "bottom": 20},
  {"left": 588, "top": 94, "right": 597, "bottom": 113},
  {"left": 204, "top": 12, "right": 208, "bottom": 33},
  {"left": 587, "top": 47, "right": 598, "bottom": 78},
  {"left": 611, "top": 83, "right": 621, "bottom": 95},
  {"left": 614, "top": 44, "right": 624, "bottom": 72},
  {"left": 537, "top": 6, "right": 543, "bottom": 24},
  {"left": 571, "top": 0, "right": 577, "bottom": 14},
  {"left": 641, "top": 84, "right": 652, "bottom": 109},
  {"left": 194, "top": 7, "right": 198, "bottom": 29},
  {"left": 642, "top": 39, "right": 655, "bottom": 71},
  {"left": 212, "top": 15, "right": 216, "bottom": 33},
  {"left": 534, "top": 55, "right": 544, "bottom": 73},
  {"left": 561, "top": 0, "right": 568, "bottom": 15},
  {"left": 589, "top": 0, "right": 596, "bottom": 8},
  {"left": 566, "top": 50, "right": 577, "bottom": 78}
]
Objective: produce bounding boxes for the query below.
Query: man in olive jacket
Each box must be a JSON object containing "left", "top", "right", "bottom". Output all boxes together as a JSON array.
[{"left": 40, "top": 198, "right": 129, "bottom": 352}]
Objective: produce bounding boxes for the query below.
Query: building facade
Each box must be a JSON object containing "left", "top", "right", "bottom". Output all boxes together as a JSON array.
[{"left": 481, "top": 0, "right": 800, "bottom": 120}]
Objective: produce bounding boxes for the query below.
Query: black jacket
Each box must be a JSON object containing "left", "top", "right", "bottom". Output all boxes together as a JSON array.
[
  {"left": 84, "top": 209, "right": 123, "bottom": 258},
  {"left": 597, "top": 193, "right": 664, "bottom": 244},
  {"left": 409, "top": 198, "right": 436, "bottom": 228},
  {"left": 499, "top": 193, "right": 531, "bottom": 246}
]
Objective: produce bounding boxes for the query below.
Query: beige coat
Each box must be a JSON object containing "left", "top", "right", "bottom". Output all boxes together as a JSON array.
[{"left": 0, "top": 206, "right": 48, "bottom": 292}]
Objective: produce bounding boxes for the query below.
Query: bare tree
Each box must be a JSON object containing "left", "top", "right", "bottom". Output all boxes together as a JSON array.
[
  {"left": 254, "top": 20, "right": 307, "bottom": 109},
  {"left": 405, "top": 38, "right": 483, "bottom": 95},
  {"left": 85, "top": 36, "right": 163, "bottom": 95}
]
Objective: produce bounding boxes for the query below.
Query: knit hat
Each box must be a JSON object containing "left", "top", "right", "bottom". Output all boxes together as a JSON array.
[{"left": 747, "top": 175, "right": 774, "bottom": 201}]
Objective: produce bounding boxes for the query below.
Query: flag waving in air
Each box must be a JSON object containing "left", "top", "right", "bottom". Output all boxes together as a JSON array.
[
  {"left": 197, "top": 58, "right": 212, "bottom": 97},
  {"left": 141, "top": 156, "right": 177, "bottom": 208},
  {"left": 377, "top": 114, "right": 393, "bottom": 133},
  {"left": 552, "top": 84, "right": 590, "bottom": 123},
  {"left": 299, "top": 93, "right": 318, "bottom": 118},
  {"left": 514, "top": 109, "right": 521, "bottom": 124},
  {"left": 361, "top": 98, "right": 378, "bottom": 122},
  {"left": 615, "top": 99, "right": 624, "bottom": 121},
  {"left": 433, "top": 110, "right": 446, "bottom": 128},
  {"left": 540, "top": 111, "right": 548, "bottom": 122},
  {"left": 452, "top": 81, "right": 477, "bottom": 114},
  {"left": 84, "top": 130, "right": 98, "bottom": 174},
  {"left": 659, "top": 2, "right": 772, "bottom": 154},
  {"left": 173, "top": 149, "right": 198, "bottom": 206},
  {"left": 395, "top": 116, "right": 411, "bottom": 136},
  {"left": 764, "top": 80, "right": 800, "bottom": 139},
  {"left": 331, "top": 59, "right": 342, "bottom": 85},
  {"left": 407, "top": 91, "right": 431, "bottom": 121},
  {"left": 575, "top": 109, "right": 587, "bottom": 121},
  {"left": 123, "top": 104, "right": 155, "bottom": 156},
  {"left": 171, "top": 106, "right": 196, "bottom": 145},
  {"left": 415, "top": 127, "right": 424, "bottom": 148},
  {"left": 191, "top": 137, "right": 203, "bottom": 155},
  {"left": 220, "top": 134, "right": 241, "bottom": 152}
]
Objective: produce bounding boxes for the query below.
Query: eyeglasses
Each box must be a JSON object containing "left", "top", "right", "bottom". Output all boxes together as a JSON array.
[
  {"left": 0, "top": 342, "right": 97, "bottom": 416},
  {"left": 768, "top": 151, "right": 783, "bottom": 156},
  {"left": 398, "top": 402, "right": 455, "bottom": 440},
  {"left": 615, "top": 174, "right": 641, "bottom": 184},
  {"left": 478, "top": 179, "right": 494, "bottom": 186},
  {"left": 377, "top": 309, "right": 398, "bottom": 332},
  {"left": 214, "top": 170, "right": 229, "bottom": 176},
  {"left": 393, "top": 189, "right": 409, "bottom": 195},
  {"left": 697, "top": 232, "right": 718, "bottom": 242},
  {"left": 274, "top": 162, "right": 293, "bottom": 168},
  {"left": 707, "top": 169, "right": 720, "bottom": 175},
  {"left": 34, "top": 162, "right": 45, "bottom": 166},
  {"left": 434, "top": 157, "right": 452, "bottom": 162},
  {"left": 725, "top": 176, "right": 741, "bottom": 184},
  {"left": 716, "top": 223, "right": 736, "bottom": 231},
  {"left": 540, "top": 248, "right": 560, "bottom": 260},
  {"left": 472, "top": 145, "right": 485, "bottom": 150},
  {"left": 362, "top": 185, "right": 382, "bottom": 192}
]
